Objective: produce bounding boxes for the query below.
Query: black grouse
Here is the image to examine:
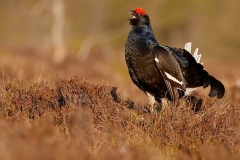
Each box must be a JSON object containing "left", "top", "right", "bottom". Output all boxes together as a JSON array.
[{"left": 125, "top": 8, "right": 225, "bottom": 110}]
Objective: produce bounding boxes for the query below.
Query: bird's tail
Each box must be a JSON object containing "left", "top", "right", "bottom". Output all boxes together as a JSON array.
[
  {"left": 182, "top": 42, "right": 225, "bottom": 98},
  {"left": 184, "top": 42, "right": 201, "bottom": 95},
  {"left": 185, "top": 42, "right": 202, "bottom": 64}
]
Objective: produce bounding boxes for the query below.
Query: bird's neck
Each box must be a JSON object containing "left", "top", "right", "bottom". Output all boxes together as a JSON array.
[
  {"left": 132, "top": 24, "right": 152, "bottom": 34},
  {"left": 131, "top": 24, "right": 159, "bottom": 46}
]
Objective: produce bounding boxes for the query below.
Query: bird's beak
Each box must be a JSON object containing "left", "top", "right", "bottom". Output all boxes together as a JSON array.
[
  {"left": 129, "top": 10, "right": 134, "bottom": 14},
  {"left": 128, "top": 10, "right": 136, "bottom": 20}
]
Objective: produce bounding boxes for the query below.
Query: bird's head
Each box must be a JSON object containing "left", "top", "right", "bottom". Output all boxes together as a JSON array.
[{"left": 128, "top": 8, "right": 150, "bottom": 26}]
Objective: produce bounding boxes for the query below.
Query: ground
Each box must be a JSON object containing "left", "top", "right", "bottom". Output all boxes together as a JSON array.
[{"left": 0, "top": 47, "right": 240, "bottom": 160}]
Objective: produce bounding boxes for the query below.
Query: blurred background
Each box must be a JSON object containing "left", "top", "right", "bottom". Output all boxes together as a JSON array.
[{"left": 0, "top": 0, "right": 239, "bottom": 102}]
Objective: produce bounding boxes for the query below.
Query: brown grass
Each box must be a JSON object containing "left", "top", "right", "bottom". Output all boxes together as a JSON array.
[
  {"left": 0, "top": 76, "right": 239, "bottom": 160},
  {"left": 0, "top": 50, "right": 240, "bottom": 159}
]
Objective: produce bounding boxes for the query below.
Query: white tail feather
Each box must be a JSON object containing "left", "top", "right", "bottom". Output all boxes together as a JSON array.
[
  {"left": 185, "top": 42, "right": 192, "bottom": 53},
  {"left": 185, "top": 88, "right": 196, "bottom": 96},
  {"left": 193, "top": 48, "right": 198, "bottom": 57},
  {"left": 185, "top": 42, "right": 203, "bottom": 64},
  {"left": 184, "top": 42, "right": 204, "bottom": 96}
]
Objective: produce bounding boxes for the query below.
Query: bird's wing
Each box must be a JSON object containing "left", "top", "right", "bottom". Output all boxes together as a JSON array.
[
  {"left": 153, "top": 46, "right": 186, "bottom": 101},
  {"left": 171, "top": 45, "right": 225, "bottom": 99},
  {"left": 161, "top": 45, "right": 203, "bottom": 95},
  {"left": 162, "top": 45, "right": 189, "bottom": 68}
]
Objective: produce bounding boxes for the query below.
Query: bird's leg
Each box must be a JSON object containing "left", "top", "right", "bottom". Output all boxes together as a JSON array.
[
  {"left": 184, "top": 95, "right": 202, "bottom": 112},
  {"left": 146, "top": 92, "right": 162, "bottom": 113}
]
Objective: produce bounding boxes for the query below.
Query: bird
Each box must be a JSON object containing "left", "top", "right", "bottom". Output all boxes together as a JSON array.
[{"left": 125, "top": 8, "right": 225, "bottom": 111}]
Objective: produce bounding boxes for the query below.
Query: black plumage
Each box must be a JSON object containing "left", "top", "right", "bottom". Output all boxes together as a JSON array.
[{"left": 125, "top": 8, "right": 225, "bottom": 109}]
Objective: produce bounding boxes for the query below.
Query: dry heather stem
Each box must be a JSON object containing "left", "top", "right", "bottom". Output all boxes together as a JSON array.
[{"left": 0, "top": 77, "right": 239, "bottom": 160}]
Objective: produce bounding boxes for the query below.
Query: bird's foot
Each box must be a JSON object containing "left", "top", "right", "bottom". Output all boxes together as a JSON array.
[
  {"left": 185, "top": 95, "right": 202, "bottom": 112},
  {"left": 150, "top": 103, "right": 162, "bottom": 113}
]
